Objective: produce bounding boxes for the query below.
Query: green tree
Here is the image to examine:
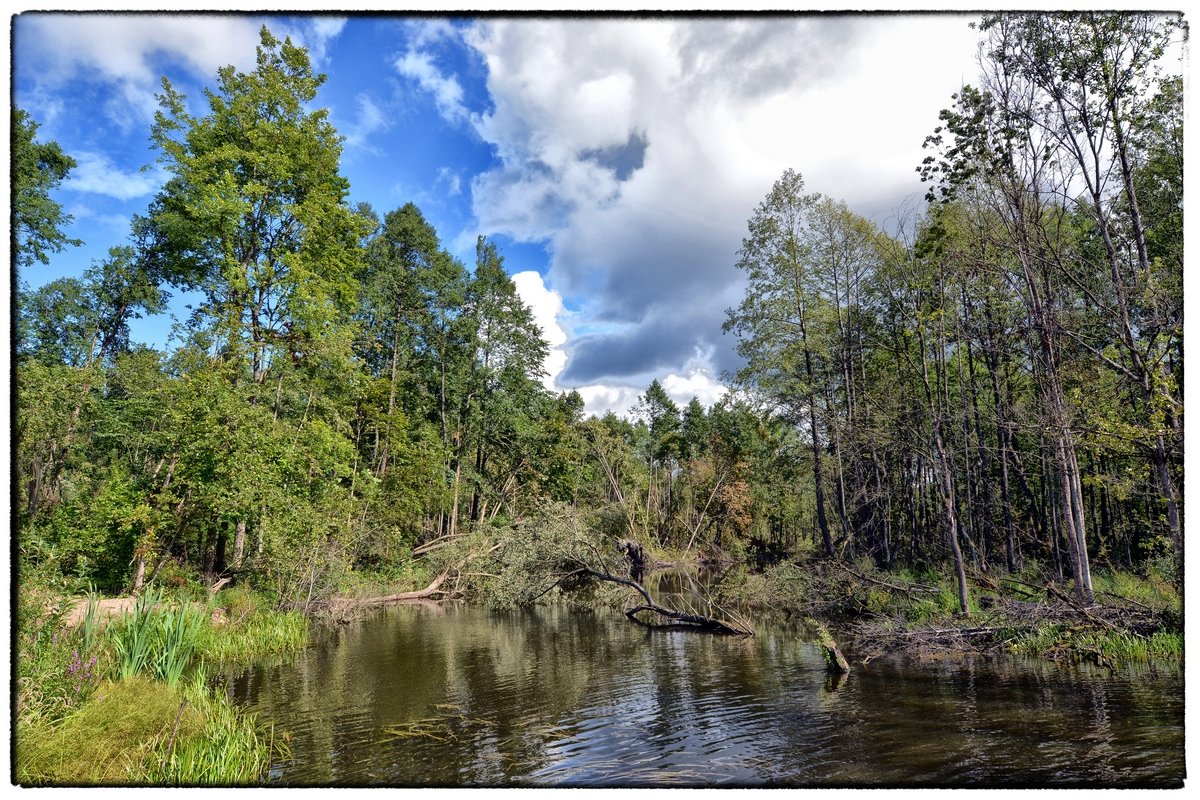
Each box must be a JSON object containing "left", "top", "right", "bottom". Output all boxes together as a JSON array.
[
  {"left": 11, "top": 108, "right": 82, "bottom": 269},
  {"left": 147, "top": 26, "right": 367, "bottom": 384}
]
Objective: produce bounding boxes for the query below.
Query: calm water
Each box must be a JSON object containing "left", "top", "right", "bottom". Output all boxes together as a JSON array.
[{"left": 218, "top": 601, "right": 1184, "bottom": 787}]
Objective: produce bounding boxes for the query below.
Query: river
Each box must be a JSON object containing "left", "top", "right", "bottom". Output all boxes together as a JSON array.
[{"left": 216, "top": 593, "right": 1184, "bottom": 787}]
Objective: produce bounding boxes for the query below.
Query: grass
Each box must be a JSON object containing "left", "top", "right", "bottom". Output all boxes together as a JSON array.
[
  {"left": 194, "top": 606, "right": 308, "bottom": 663},
  {"left": 16, "top": 672, "right": 274, "bottom": 786},
  {"left": 1004, "top": 623, "right": 1183, "bottom": 664},
  {"left": 15, "top": 580, "right": 306, "bottom": 786},
  {"left": 145, "top": 669, "right": 276, "bottom": 785},
  {"left": 17, "top": 675, "right": 202, "bottom": 784}
]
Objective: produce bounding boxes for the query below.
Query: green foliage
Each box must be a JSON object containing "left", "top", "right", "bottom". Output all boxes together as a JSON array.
[
  {"left": 482, "top": 501, "right": 616, "bottom": 611},
  {"left": 16, "top": 589, "right": 106, "bottom": 727},
  {"left": 11, "top": 107, "right": 82, "bottom": 269}
]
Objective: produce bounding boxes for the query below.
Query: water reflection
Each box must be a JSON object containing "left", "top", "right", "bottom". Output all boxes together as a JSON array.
[{"left": 217, "top": 603, "right": 1183, "bottom": 787}]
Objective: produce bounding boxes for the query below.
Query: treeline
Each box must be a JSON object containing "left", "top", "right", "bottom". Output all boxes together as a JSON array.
[
  {"left": 726, "top": 13, "right": 1183, "bottom": 609},
  {"left": 12, "top": 27, "right": 780, "bottom": 604},
  {"left": 15, "top": 15, "right": 1182, "bottom": 612}
]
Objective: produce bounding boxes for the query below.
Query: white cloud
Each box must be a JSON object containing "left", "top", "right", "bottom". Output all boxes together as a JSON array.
[
  {"left": 435, "top": 167, "right": 463, "bottom": 197},
  {"left": 67, "top": 204, "right": 132, "bottom": 236},
  {"left": 394, "top": 49, "right": 471, "bottom": 125},
  {"left": 570, "top": 358, "right": 728, "bottom": 420},
  {"left": 572, "top": 384, "right": 644, "bottom": 419},
  {"left": 341, "top": 93, "right": 390, "bottom": 153},
  {"left": 661, "top": 349, "right": 728, "bottom": 409},
  {"left": 69, "top": 152, "right": 164, "bottom": 200},
  {"left": 293, "top": 17, "right": 347, "bottom": 67},
  {"left": 456, "top": 16, "right": 982, "bottom": 391},
  {"left": 17, "top": 15, "right": 349, "bottom": 132},
  {"left": 510, "top": 270, "right": 568, "bottom": 391},
  {"left": 18, "top": 15, "right": 265, "bottom": 129}
]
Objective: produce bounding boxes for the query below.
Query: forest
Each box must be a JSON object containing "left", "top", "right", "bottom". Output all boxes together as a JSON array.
[{"left": 13, "top": 13, "right": 1184, "bottom": 786}]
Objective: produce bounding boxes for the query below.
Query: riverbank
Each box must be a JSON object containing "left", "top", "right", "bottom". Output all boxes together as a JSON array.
[
  {"left": 708, "top": 558, "right": 1183, "bottom": 667},
  {"left": 15, "top": 548, "right": 1181, "bottom": 786},
  {"left": 14, "top": 582, "right": 307, "bottom": 785}
]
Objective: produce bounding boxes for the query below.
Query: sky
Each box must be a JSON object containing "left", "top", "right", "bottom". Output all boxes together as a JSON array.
[{"left": 10, "top": 11, "right": 986, "bottom": 417}]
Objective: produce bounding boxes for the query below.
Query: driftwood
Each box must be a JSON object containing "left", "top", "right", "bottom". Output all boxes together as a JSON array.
[
  {"left": 560, "top": 567, "right": 752, "bottom": 636},
  {"left": 346, "top": 569, "right": 459, "bottom": 607},
  {"left": 807, "top": 619, "right": 851, "bottom": 673}
]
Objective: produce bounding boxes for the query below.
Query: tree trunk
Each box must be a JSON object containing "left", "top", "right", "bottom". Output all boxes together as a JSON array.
[{"left": 232, "top": 518, "right": 247, "bottom": 569}]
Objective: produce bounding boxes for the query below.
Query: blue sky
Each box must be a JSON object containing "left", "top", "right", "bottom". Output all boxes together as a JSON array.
[{"left": 11, "top": 12, "right": 984, "bottom": 416}]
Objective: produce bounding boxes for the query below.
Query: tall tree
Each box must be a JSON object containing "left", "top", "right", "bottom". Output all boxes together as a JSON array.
[
  {"left": 147, "top": 26, "right": 367, "bottom": 385},
  {"left": 11, "top": 108, "right": 82, "bottom": 269}
]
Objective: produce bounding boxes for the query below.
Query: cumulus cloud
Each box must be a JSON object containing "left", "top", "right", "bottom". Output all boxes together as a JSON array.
[
  {"left": 448, "top": 16, "right": 980, "bottom": 415},
  {"left": 16, "top": 14, "right": 265, "bottom": 129},
  {"left": 69, "top": 152, "right": 164, "bottom": 200}
]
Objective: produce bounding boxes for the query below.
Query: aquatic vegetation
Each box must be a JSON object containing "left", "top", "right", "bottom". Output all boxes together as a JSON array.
[
  {"left": 154, "top": 604, "right": 205, "bottom": 687},
  {"left": 146, "top": 669, "right": 275, "bottom": 785}
]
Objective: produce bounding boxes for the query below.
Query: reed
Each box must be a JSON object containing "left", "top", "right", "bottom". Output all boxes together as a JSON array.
[
  {"left": 147, "top": 668, "right": 274, "bottom": 785},
  {"left": 112, "top": 587, "right": 162, "bottom": 681},
  {"left": 154, "top": 604, "right": 205, "bottom": 687}
]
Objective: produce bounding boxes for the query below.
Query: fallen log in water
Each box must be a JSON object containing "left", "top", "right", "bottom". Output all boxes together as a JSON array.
[{"left": 562, "top": 567, "right": 753, "bottom": 636}]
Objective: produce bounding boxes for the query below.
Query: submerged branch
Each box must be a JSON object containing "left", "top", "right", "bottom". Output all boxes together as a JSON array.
[{"left": 574, "top": 567, "right": 753, "bottom": 636}]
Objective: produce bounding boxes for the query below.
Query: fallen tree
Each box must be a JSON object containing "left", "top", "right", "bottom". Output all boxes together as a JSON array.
[
  {"left": 554, "top": 566, "right": 751, "bottom": 636},
  {"left": 484, "top": 501, "right": 753, "bottom": 635}
]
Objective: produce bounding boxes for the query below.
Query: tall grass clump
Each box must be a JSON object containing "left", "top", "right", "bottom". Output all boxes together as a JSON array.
[
  {"left": 112, "top": 587, "right": 162, "bottom": 680},
  {"left": 147, "top": 668, "right": 275, "bottom": 785},
  {"left": 154, "top": 604, "right": 205, "bottom": 687}
]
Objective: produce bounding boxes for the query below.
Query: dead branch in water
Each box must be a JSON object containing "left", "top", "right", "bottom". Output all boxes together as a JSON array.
[{"left": 558, "top": 567, "right": 753, "bottom": 636}]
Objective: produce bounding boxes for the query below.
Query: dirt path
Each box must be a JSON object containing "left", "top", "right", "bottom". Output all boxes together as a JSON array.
[{"left": 62, "top": 596, "right": 142, "bottom": 627}]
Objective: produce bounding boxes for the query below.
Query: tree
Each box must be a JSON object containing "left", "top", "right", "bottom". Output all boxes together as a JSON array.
[
  {"left": 11, "top": 108, "right": 82, "bottom": 269},
  {"left": 147, "top": 26, "right": 367, "bottom": 384},
  {"left": 978, "top": 12, "right": 1183, "bottom": 557},
  {"left": 724, "top": 169, "right": 840, "bottom": 559},
  {"left": 634, "top": 379, "right": 681, "bottom": 545}
]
